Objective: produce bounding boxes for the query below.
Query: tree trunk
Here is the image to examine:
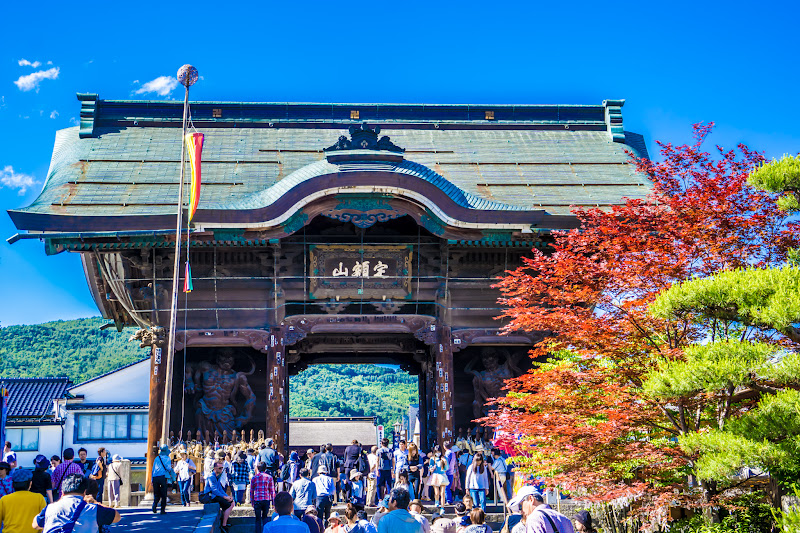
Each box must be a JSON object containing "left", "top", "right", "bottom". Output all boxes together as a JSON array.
[{"left": 768, "top": 476, "right": 784, "bottom": 510}]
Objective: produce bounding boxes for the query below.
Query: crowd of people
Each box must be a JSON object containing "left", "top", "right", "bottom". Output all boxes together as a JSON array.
[
  {"left": 0, "top": 441, "right": 122, "bottom": 533},
  {"left": 156, "top": 435, "right": 594, "bottom": 533},
  {"left": 0, "top": 435, "right": 599, "bottom": 533}
]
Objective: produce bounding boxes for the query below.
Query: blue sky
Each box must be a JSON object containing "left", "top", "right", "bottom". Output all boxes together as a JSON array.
[{"left": 1, "top": 0, "right": 799, "bottom": 326}]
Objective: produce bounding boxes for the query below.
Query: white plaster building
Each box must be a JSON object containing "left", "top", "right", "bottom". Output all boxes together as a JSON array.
[
  {"left": 59, "top": 358, "right": 150, "bottom": 462},
  {"left": 1, "top": 358, "right": 150, "bottom": 469}
]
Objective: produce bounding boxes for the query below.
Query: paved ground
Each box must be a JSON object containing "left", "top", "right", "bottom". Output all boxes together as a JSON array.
[{"left": 114, "top": 506, "right": 204, "bottom": 532}]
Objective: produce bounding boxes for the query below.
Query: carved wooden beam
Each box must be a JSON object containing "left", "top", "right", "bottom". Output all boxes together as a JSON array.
[
  {"left": 451, "top": 328, "right": 546, "bottom": 352},
  {"left": 281, "top": 314, "right": 437, "bottom": 346},
  {"left": 174, "top": 329, "right": 271, "bottom": 353}
]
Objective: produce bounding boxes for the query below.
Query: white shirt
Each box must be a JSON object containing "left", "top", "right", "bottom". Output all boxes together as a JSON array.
[
  {"left": 175, "top": 458, "right": 197, "bottom": 481},
  {"left": 465, "top": 465, "right": 490, "bottom": 490},
  {"left": 410, "top": 510, "right": 431, "bottom": 533},
  {"left": 367, "top": 453, "right": 378, "bottom": 477}
]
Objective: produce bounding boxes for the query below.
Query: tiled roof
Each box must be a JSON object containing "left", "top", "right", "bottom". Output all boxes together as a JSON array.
[
  {"left": 65, "top": 403, "right": 148, "bottom": 411},
  {"left": 0, "top": 377, "right": 72, "bottom": 419},
  {"left": 8, "top": 96, "right": 650, "bottom": 233},
  {"left": 289, "top": 417, "right": 377, "bottom": 448}
]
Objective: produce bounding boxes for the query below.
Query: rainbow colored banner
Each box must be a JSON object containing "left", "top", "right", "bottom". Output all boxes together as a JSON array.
[
  {"left": 186, "top": 132, "right": 204, "bottom": 222},
  {"left": 183, "top": 261, "right": 193, "bottom": 293}
]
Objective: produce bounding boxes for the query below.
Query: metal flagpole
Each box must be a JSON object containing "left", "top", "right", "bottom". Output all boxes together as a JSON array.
[{"left": 162, "top": 64, "right": 199, "bottom": 447}]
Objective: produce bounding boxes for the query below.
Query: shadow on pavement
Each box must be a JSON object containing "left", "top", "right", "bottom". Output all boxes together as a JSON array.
[{"left": 114, "top": 507, "right": 204, "bottom": 532}]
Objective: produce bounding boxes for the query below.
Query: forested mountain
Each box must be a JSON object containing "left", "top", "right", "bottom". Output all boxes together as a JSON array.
[
  {"left": 0, "top": 317, "right": 149, "bottom": 383},
  {"left": 290, "top": 364, "right": 418, "bottom": 426},
  {"left": 1, "top": 318, "right": 417, "bottom": 426}
]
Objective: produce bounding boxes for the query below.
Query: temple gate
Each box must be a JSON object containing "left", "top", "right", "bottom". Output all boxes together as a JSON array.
[{"left": 7, "top": 95, "right": 649, "bottom": 488}]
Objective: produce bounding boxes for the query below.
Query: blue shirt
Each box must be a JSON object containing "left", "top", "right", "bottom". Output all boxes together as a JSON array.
[
  {"left": 152, "top": 455, "right": 175, "bottom": 482},
  {"left": 263, "top": 514, "right": 311, "bottom": 532},
  {"left": 259, "top": 448, "right": 279, "bottom": 471},
  {"left": 203, "top": 473, "right": 229, "bottom": 499},
  {"left": 289, "top": 477, "right": 317, "bottom": 510},
  {"left": 313, "top": 474, "right": 336, "bottom": 497},
  {"left": 377, "top": 509, "right": 424, "bottom": 533}
]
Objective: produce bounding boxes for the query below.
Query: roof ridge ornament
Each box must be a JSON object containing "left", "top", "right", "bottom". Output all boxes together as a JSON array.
[{"left": 324, "top": 122, "right": 405, "bottom": 153}]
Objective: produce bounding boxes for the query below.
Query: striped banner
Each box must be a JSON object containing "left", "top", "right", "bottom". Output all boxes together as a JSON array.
[
  {"left": 183, "top": 261, "right": 194, "bottom": 293},
  {"left": 185, "top": 132, "right": 204, "bottom": 222}
]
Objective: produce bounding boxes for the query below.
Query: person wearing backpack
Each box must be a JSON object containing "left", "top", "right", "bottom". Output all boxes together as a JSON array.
[
  {"left": 259, "top": 439, "right": 280, "bottom": 480},
  {"left": 376, "top": 439, "right": 393, "bottom": 500},
  {"left": 33, "top": 473, "right": 120, "bottom": 533},
  {"left": 150, "top": 446, "right": 176, "bottom": 514}
]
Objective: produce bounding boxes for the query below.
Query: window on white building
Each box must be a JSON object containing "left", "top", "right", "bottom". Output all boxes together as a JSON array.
[
  {"left": 76, "top": 413, "right": 148, "bottom": 442},
  {"left": 6, "top": 428, "right": 39, "bottom": 451}
]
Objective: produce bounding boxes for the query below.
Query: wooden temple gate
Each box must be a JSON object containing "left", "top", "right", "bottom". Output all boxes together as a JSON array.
[{"left": 8, "top": 95, "right": 648, "bottom": 492}]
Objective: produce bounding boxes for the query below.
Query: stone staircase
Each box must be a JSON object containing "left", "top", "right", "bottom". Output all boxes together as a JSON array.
[{"left": 223, "top": 500, "right": 581, "bottom": 532}]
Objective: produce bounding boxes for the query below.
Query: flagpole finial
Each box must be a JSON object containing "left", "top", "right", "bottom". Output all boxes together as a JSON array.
[{"left": 177, "top": 65, "right": 199, "bottom": 88}]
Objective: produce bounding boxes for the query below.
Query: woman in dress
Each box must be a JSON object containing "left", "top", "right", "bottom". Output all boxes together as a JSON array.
[{"left": 427, "top": 447, "right": 449, "bottom": 509}]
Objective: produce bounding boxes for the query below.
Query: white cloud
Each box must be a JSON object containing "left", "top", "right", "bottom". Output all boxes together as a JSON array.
[
  {"left": 50, "top": 110, "right": 59, "bottom": 119},
  {"left": 134, "top": 75, "right": 178, "bottom": 97},
  {"left": 18, "top": 59, "right": 42, "bottom": 68},
  {"left": 0, "top": 166, "right": 38, "bottom": 195},
  {"left": 69, "top": 117, "right": 78, "bottom": 125},
  {"left": 13, "top": 67, "right": 60, "bottom": 92}
]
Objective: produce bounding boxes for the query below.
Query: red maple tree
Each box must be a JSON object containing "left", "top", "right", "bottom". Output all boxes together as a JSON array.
[{"left": 484, "top": 124, "right": 797, "bottom": 520}]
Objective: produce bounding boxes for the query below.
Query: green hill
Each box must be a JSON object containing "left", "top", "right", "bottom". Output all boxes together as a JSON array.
[
  {"left": 0, "top": 317, "right": 417, "bottom": 426},
  {"left": 0, "top": 317, "right": 149, "bottom": 383}
]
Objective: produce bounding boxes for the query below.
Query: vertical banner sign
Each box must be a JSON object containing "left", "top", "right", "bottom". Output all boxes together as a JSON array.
[
  {"left": 183, "top": 131, "right": 203, "bottom": 294},
  {"left": 185, "top": 132, "right": 204, "bottom": 223},
  {"left": 0, "top": 387, "right": 8, "bottom": 450}
]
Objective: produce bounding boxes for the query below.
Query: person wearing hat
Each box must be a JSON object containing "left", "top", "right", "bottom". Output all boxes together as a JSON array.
[
  {"left": 313, "top": 465, "right": 336, "bottom": 524},
  {"left": 150, "top": 445, "right": 176, "bottom": 514},
  {"left": 106, "top": 454, "right": 124, "bottom": 508},
  {"left": 431, "top": 516, "right": 457, "bottom": 533},
  {"left": 507, "top": 486, "right": 575, "bottom": 533},
  {"left": 0, "top": 461, "right": 13, "bottom": 498},
  {"left": 31, "top": 455, "right": 54, "bottom": 503},
  {"left": 408, "top": 499, "right": 431, "bottom": 533},
  {"left": 349, "top": 469, "right": 366, "bottom": 509},
  {"left": 370, "top": 495, "right": 391, "bottom": 529},
  {"left": 324, "top": 510, "right": 346, "bottom": 533},
  {"left": 303, "top": 505, "right": 324, "bottom": 533},
  {"left": 0, "top": 468, "right": 46, "bottom": 531},
  {"left": 573, "top": 510, "right": 597, "bottom": 533}
]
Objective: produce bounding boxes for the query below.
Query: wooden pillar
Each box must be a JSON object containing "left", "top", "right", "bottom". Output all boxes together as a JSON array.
[
  {"left": 435, "top": 326, "right": 455, "bottom": 445},
  {"left": 143, "top": 328, "right": 167, "bottom": 494},
  {"left": 266, "top": 328, "right": 288, "bottom": 453},
  {"left": 425, "top": 353, "right": 436, "bottom": 449},
  {"left": 418, "top": 363, "right": 429, "bottom": 451}
]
